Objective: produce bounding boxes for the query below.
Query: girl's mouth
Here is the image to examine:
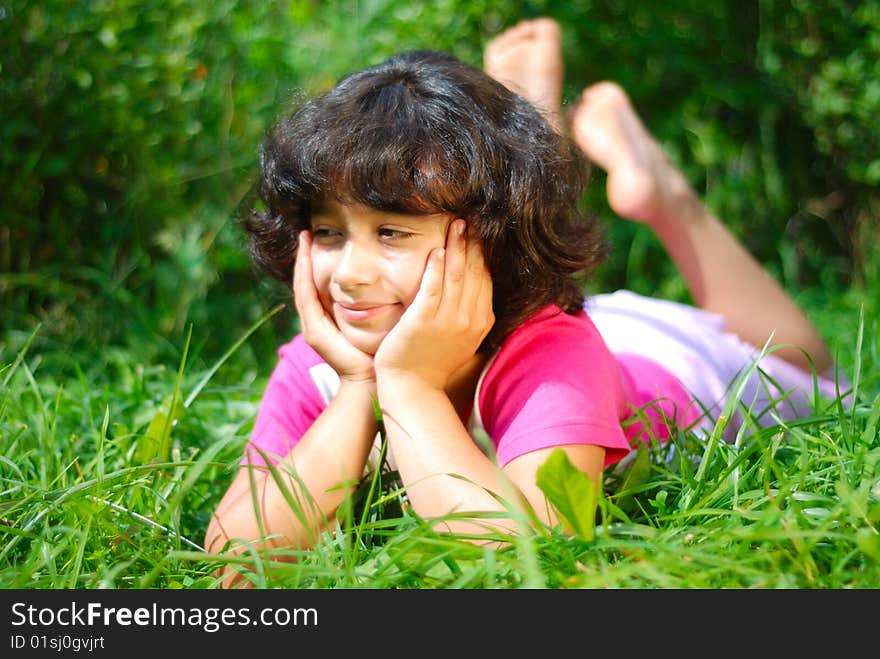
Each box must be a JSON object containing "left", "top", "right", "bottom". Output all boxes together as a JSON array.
[{"left": 334, "top": 302, "right": 399, "bottom": 323}]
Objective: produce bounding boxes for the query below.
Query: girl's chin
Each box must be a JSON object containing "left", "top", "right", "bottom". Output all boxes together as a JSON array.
[{"left": 342, "top": 329, "right": 388, "bottom": 356}]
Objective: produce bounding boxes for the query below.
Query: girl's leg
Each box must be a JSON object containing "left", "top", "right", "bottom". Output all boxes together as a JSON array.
[
  {"left": 483, "top": 17, "right": 564, "bottom": 132},
  {"left": 568, "top": 82, "right": 832, "bottom": 373},
  {"left": 483, "top": 16, "right": 831, "bottom": 374}
]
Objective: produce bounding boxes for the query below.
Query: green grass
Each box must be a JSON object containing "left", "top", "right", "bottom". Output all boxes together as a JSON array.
[{"left": 2, "top": 281, "right": 878, "bottom": 589}]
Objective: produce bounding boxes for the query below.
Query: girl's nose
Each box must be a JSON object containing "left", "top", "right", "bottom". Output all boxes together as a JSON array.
[{"left": 333, "top": 240, "right": 378, "bottom": 290}]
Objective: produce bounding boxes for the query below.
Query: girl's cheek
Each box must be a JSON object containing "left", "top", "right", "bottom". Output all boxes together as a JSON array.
[
  {"left": 388, "top": 251, "right": 433, "bottom": 307},
  {"left": 309, "top": 252, "right": 335, "bottom": 303}
]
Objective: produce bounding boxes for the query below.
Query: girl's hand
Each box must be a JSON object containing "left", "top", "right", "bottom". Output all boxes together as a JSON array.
[
  {"left": 374, "top": 219, "right": 494, "bottom": 390},
  {"left": 293, "top": 231, "right": 376, "bottom": 384}
]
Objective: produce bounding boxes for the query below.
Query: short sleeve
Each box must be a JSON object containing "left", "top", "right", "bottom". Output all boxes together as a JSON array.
[
  {"left": 478, "top": 307, "right": 633, "bottom": 467},
  {"left": 241, "top": 335, "right": 331, "bottom": 467}
]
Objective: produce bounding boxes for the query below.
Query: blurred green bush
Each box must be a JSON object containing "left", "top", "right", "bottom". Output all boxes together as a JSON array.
[{"left": 1, "top": 0, "right": 876, "bottom": 371}]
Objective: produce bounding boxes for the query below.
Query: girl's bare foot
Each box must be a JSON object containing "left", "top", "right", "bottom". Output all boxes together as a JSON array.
[
  {"left": 483, "top": 17, "right": 563, "bottom": 132},
  {"left": 569, "top": 82, "right": 696, "bottom": 227}
]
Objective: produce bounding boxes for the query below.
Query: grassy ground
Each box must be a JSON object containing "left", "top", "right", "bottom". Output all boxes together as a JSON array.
[{"left": 2, "top": 267, "right": 878, "bottom": 589}]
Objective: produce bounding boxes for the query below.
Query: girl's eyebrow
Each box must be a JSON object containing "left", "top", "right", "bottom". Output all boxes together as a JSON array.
[
  {"left": 310, "top": 202, "right": 341, "bottom": 220},
  {"left": 377, "top": 215, "right": 424, "bottom": 224}
]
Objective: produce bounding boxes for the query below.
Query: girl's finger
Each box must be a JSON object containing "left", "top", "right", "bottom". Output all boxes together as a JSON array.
[
  {"left": 292, "top": 232, "right": 310, "bottom": 310},
  {"left": 409, "top": 246, "right": 445, "bottom": 320},
  {"left": 440, "top": 219, "right": 467, "bottom": 312},
  {"left": 461, "top": 229, "right": 493, "bottom": 336},
  {"left": 293, "top": 231, "right": 324, "bottom": 320},
  {"left": 473, "top": 258, "right": 495, "bottom": 340},
  {"left": 459, "top": 223, "right": 488, "bottom": 309},
  {"left": 294, "top": 231, "right": 352, "bottom": 347}
]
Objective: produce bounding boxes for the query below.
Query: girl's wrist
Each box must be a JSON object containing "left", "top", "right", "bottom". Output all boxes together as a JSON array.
[
  {"left": 338, "top": 374, "right": 378, "bottom": 399},
  {"left": 375, "top": 368, "right": 446, "bottom": 396}
]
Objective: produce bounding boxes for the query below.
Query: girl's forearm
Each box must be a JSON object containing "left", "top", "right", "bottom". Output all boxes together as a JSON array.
[
  {"left": 207, "top": 379, "right": 378, "bottom": 560},
  {"left": 377, "top": 374, "right": 526, "bottom": 537}
]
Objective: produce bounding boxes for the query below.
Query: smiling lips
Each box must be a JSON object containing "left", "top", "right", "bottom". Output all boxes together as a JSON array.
[{"left": 333, "top": 301, "right": 399, "bottom": 323}]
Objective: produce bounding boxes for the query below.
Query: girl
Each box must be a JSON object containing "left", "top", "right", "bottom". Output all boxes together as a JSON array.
[{"left": 205, "top": 18, "right": 841, "bottom": 584}]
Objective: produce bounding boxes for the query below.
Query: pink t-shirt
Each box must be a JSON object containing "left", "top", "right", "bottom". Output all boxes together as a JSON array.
[{"left": 242, "top": 304, "right": 701, "bottom": 469}]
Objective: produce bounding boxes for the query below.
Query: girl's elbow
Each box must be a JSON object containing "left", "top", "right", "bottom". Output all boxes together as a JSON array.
[{"left": 204, "top": 513, "right": 230, "bottom": 556}]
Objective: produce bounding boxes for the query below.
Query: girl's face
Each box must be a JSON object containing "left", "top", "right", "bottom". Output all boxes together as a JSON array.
[{"left": 309, "top": 200, "right": 454, "bottom": 355}]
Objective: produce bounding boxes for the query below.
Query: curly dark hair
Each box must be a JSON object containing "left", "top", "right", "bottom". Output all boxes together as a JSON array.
[{"left": 243, "top": 49, "right": 608, "bottom": 353}]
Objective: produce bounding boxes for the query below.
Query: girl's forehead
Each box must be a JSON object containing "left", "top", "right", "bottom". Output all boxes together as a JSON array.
[{"left": 315, "top": 199, "right": 454, "bottom": 226}]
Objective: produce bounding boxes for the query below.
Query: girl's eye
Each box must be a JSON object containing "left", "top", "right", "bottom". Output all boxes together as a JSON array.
[
  {"left": 378, "top": 227, "right": 412, "bottom": 240},
  {"left": 311, "top": 227, "right": 342, "bottom": 241}
]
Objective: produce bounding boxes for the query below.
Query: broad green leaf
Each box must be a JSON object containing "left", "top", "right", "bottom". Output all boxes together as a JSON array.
[
  {"left": 135, "top": 395, "right": 186, "bottom": 464},
  {"left": 535, "top": 448, "right": 598, "bottom": 541},
  {"left": 612, "top": 445, "right": 651, "bottom": 514}
]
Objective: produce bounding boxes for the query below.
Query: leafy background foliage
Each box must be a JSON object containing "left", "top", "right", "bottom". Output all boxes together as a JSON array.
[{"left": 3, "top": 0, "right": 877, "bottom": 363}]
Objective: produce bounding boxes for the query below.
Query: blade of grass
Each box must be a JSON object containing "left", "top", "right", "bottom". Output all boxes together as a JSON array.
[
  {"left": 183, "top": 303, "right": 285, "bottom": 409},
  {"left": 67, "top": 516, "right": 92, "bottom": 588},
  {"left": 136, "top": 324, "right": 192, "bottom": 464},
  {"left": 1, "top": 323, "right": 41, "bottom": 389}
]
